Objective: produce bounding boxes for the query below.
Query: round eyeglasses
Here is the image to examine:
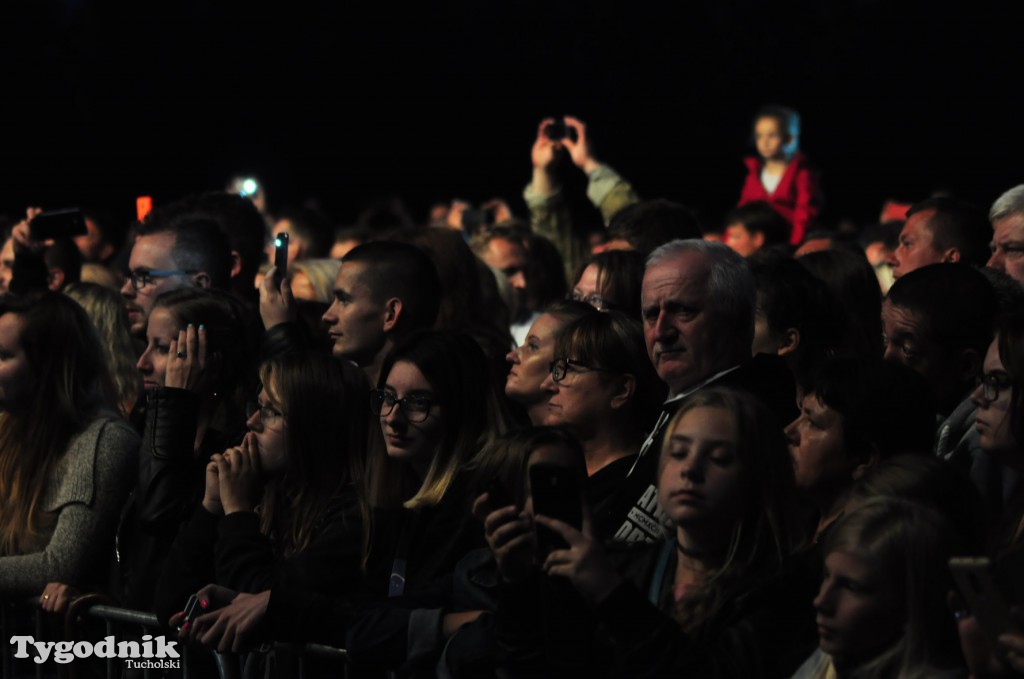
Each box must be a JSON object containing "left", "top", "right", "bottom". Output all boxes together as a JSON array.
[
  {"left": 548, "top": 357, "right": 605, "bottom": 383},
  {"left": 246, "top": 401, "right": 287, "bottom": 428},
  {"left": 370, "top": 389, "right": 437, "bottom": 423},
  {"left": 979, "top": 373, "right": 1012, "bottom": 403}
]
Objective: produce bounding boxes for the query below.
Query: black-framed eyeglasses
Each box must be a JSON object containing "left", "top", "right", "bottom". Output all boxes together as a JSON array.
[
  {"left": 567, "top": 292, "right": 617, "bottom": 312},
  {"left": 246, "top": 401, "right": 287, "bottom": 428},
  {"left": 979, "top": 373, "right": 1012, "bottom": 402},
  {"left": 370, "top": 389, "right": 437, "bottom": 423},
  {"left": 127, "top": 269, "right": 196, "bottom": 291},
  {"left": 548, "top": 357, "right": 604, "bottom": 383}
]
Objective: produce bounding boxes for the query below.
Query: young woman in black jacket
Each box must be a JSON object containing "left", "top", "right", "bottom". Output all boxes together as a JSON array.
[
  {"left": 118, "top": 287, "right": 255, "bottom": 611},
  {"left": 156, "top": 352, "right": 372, "bottom": 638}
]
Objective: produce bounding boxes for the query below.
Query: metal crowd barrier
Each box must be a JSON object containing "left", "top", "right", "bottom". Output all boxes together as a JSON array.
[
  {"left": 0, "top": 599, "right": 46, "bottom": 679},
  {"left": 1, "top": 598, "right": 348, "bottom": 679}
]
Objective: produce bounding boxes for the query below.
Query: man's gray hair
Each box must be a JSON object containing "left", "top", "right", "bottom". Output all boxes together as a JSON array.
[
  {"left": 646, "top": 239, "right": 756, "bottom": 342},
  {"left": 990, "top": 185, "right": 1024, "bottom": 223}
]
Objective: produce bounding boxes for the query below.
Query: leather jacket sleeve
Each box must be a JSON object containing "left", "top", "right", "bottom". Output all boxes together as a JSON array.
[{"left": 136, "top": 387, "right": 201, "bottom": 533}]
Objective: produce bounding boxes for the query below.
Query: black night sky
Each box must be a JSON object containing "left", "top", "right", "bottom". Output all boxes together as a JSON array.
[{"left": 1, "top": 0, "right": 1017, "bottom": 231}]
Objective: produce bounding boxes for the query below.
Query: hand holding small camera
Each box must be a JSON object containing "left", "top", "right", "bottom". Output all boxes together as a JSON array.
[
  {"left": 561, "top": 116, "right": 600, "bottom": 174},
  {"left": 532, "top": 118, "right": 563, "bottom": 170}
]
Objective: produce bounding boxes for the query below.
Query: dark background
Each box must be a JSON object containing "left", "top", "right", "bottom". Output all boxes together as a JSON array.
[{"left": 0, "top": 0, "right": 1017, "bottom": 231}]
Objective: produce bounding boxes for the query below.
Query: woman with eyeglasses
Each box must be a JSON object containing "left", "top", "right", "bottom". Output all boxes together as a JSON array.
[
  {"left": 156, "top": 353, "right": 372, "bottom": 646},
  {"left": 365, "top": 329, "right": 514, "bottom": 585},
  {"left": 505, "top": 300, "right": 596, "bottom": 425},
  {"left": 954, "top": 312, "right": 1024, "bottom": 677},
  {"left": 569, "top": 249, "right": 646, "bottom": 319},
  {"left": 342, "top": 329, "right": 515, "bottom": 672},
  {"left": 181, "top": 333, "right": 515, "bottom": 666},
  {"left": 969, "top": 317, "right": 1024, "bottom": 540},
  {"left": 539, "top": 311, "right": 666, "bottom": 538},
  {"left": 109, "top": 287, "right": 258, "bottom": 613}
]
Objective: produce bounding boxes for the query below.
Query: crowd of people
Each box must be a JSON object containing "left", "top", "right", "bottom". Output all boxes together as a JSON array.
[{"left": 1, "top": 108, "right": 1023, "bottom": 679}]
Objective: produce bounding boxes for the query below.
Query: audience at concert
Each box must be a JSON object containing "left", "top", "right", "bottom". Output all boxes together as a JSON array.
[{"left": 3, "top": 110, "right": 1024, "bottom": 679}]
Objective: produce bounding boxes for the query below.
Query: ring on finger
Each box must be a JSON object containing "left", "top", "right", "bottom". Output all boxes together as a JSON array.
[{"left": 177, "top": 351, "right": 186, "bottom": 358}]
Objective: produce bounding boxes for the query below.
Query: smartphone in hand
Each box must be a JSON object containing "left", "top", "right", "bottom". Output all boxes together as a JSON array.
[
  {"left": 30, "top": 208, "right": 87, "bottom": 240},
  {"left": 273, "top": 232, "right": 289, "bottom": 282},
  {"left": 530, "top": 463, "right": 583, "bottom": 555},
  {"left": 179, "top": 594, "right": 200, "bottom": 630}
]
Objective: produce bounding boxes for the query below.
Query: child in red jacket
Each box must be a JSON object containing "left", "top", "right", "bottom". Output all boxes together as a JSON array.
[{"left": 738, "top": 106, "right": 822, "bottom": 245}]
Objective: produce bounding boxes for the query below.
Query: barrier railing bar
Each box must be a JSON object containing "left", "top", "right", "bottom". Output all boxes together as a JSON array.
[
  {"left": 33, "top": 608, "right": 42, "bottom": 679},
  {"left": 85, "top": 606, "right": 160, "bottom": 628},
  {"left": 1, "top": 601, "right": 348, "bottom": 679}
]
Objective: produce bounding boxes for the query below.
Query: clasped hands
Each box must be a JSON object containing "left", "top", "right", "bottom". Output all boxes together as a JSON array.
[{"left": 203, "top": 432, "right": 263, "bottom": 516}]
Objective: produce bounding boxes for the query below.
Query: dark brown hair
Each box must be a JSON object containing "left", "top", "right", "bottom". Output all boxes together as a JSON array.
[
  {"left": 571, "top": 249, "right": 645, "bottom": 319},
  {"left": 554, "top": 310, "right": 667, "bottom": 435},
  {"left": 258, "top": 354, "right": 372, "bottom": 555}
]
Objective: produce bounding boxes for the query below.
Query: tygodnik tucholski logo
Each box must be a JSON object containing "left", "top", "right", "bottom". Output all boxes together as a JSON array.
[{"left": 9, "top": 634, "right": 181, "bottom": 669}]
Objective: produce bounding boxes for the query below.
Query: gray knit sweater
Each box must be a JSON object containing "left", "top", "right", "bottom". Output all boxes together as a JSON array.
[{"left": 0, "top": 415, "right": 139, "bottom": 596}]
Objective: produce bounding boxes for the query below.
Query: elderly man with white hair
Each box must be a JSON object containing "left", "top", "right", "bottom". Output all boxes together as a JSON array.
[
  {"left": 609, "top": 239, "right": 797, "bottom": 542},
  {"left": 987, "top": 184, "right": 1024, "bottom": 283}
]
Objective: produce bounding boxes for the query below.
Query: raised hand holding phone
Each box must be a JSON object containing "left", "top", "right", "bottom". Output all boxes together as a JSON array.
[
  {"left": 29, "top": 208, "right": 87, "bottom": 241},
  {"left": 273, "top": 232, "right": 289, "bottom": 282},
  {"left": 259, "top": 262, "right": 295, "bottom": 330}
]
